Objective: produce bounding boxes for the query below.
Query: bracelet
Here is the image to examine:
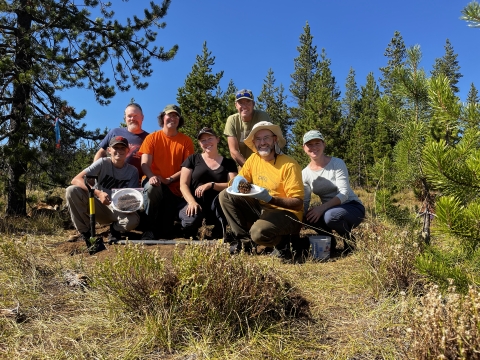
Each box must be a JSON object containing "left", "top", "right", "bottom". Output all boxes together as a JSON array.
[
  {"left": 211, "top": 182, "right": 215, "bottom": 189},
  {"left": 168, "top": 177, "right": 173, "bottom": 184}
]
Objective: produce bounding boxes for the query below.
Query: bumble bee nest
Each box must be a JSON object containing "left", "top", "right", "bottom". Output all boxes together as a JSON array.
[
  {"left": 116, "top": 194, "right": 140, "bottom": 211},
  {"left": 238, "top": 181, "right": 252, "bottom": 194}
]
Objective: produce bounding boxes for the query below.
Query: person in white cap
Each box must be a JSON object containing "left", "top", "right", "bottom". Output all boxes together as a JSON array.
[
  {"left": 302, "top": 130, "right": 365, "bottom": 255},
  {"left": 223, "top": 89, "right": 271, "bottom": 166},
  {"left": 219, "top": 121, "right": 304, "bottom": 259}
]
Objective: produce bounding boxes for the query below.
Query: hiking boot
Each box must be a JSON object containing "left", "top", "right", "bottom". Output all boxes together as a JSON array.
[
  {"left": 230, "top": 239, "right": 253, "bottom": 255},
  {"left": 108, "top": 224, "right": 122, "bottom": 244},
  {"left": 79, "top": 232, "right": 92, "bottom": 247},
  {"left": 88, "top": 238, "right": 106, "bottom": 255},
  {"left": 141, "top": 231, "right": 155, "bottom": 240}
]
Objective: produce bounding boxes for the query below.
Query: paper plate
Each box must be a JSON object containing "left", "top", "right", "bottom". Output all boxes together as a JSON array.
[
  {"left": 111, "top": 188, "right": 143, "bottom": 213},
  {"left": 226, "top": 184, "right": 263, "bottom": 197}
]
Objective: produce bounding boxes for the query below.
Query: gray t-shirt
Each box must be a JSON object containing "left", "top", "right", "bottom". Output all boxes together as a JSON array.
[
  {"left": 224, "top": 110, "right": 271, "bottom": 161},
  {"left": 302, "top": 157, "right": 361, "bottom": 213},
  {"left": 84, "top": 158, "right": 139, "bottom": 197}
]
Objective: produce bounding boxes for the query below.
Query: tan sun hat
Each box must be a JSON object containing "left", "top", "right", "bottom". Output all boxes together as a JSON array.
[{"left": 244, "top": 121, "right": 286, "bottom": 152}]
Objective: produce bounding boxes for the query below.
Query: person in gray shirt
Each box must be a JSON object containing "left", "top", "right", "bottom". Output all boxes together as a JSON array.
[
  {"left": 302, "top": 130, "right": 365, "bottom": 255},
  {"left": 66, "top": 136, "right": 140, "bottom": 244}
]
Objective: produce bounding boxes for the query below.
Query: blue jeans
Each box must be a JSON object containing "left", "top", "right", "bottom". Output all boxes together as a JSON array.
[
  {"left": 306, "top": 201, "right": 365, "bottom": 248},
  {"left": 178, "top": 194, "right": 228, "bottom": 238}
]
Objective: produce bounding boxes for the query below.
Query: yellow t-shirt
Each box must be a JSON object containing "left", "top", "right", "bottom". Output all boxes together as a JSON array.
[{"left": 239, "top": 153, "right": 304, "bottom": 220}]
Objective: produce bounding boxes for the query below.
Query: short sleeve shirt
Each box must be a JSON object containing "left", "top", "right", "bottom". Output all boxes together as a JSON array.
[
  {"left": 223, "top": 110, "right": 271, "bottom": 161},
  {"left": 239, "top": 153, "right": 304, "bottom": 220},
  {"left": 98, "top": 127, "right": 149, "bottom": 179},
  {"left": 182, "top": 154, "right": 237, "bottom": 193},
  {"left": 139, "top": 130, "right": 194, "bottom": 197},
  {"left": 84, "top": 158, "right": 139, "bottom": 197}
]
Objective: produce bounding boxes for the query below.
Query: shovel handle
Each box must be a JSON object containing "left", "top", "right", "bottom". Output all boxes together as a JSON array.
[{"left": 83, "top": 175, "right": 98, "bottom": 238}]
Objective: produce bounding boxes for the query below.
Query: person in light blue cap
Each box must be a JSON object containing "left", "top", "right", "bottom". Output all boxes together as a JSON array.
[{"left": 302, "top": 130, "right": 365, "bottom": 255}]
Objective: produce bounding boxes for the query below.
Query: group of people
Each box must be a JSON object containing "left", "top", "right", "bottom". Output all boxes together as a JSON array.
[{"left": 66, "top": 89, "right": 365, "bottom": 258}]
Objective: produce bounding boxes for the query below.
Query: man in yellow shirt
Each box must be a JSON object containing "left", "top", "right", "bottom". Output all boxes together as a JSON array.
[{"left": 219, "top": 121, "right": 304, "bottom": 259}]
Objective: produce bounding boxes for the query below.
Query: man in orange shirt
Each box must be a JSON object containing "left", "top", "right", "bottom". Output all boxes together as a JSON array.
[{"left": 139, "top": 104, "right": 194, "bottom": 239}]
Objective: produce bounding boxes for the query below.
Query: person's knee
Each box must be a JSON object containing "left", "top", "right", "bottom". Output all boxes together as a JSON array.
[
  {"left": 250, "top": 221, "right": 278, "bottom": 246},
  {"left": 66, "top": 185, "right": 86, "bottom": 204},
  {"left": 181, "top": 213, "right": 203, "bottom": 229}
]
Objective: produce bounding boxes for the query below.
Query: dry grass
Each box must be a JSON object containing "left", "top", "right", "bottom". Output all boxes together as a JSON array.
[{"left": 0, "top": 200, "right": 478, "bottom": 359}]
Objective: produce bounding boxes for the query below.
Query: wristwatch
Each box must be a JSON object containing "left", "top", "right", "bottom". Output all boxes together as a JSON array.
[
  {"left": 211, "top": 182, "right": 215, "bottom": 189},
  {"left": 168, "top": 177, "right": 173, "bottom": 184}
]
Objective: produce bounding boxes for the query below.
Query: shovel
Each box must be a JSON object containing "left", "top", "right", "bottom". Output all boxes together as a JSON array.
[{"left": 83, "top": 175, "right": 106, "bottom": 255}]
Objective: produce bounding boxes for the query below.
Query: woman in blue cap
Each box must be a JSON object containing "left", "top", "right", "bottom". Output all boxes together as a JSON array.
[{"left": 302, "top": 130, "right": 365, "bottom": 254}]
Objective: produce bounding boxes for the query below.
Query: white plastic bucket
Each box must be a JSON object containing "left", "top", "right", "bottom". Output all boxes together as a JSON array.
[{"left": 309, "top": 236, "right": 331, "bottom": 260}]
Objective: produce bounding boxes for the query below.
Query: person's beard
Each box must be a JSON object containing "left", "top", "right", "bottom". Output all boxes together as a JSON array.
[{"left": 257, "top": 144, "right": 273, "bottom": 157}]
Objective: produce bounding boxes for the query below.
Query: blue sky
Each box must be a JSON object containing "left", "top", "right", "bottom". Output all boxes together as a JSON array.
[{"left": 65, "top": 0, "right": 480, "bottom": 136}]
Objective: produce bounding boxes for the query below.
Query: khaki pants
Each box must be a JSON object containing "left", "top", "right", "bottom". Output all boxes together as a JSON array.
[
  {"left": 219, "top": 189, "right": 301, "bottom": 247},
  {"left": 66, "top": 185, "right": 140, "bottom": 234}
]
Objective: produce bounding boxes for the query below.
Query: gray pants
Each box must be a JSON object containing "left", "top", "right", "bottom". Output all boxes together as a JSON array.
[
  {"left": 219, "top": 189, "right": 301, "bottom": 247},
  {"left": 66, "top": 185, "right": 140, "bottom": 234}
]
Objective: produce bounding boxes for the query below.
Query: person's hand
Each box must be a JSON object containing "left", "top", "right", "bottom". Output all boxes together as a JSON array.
[
  {"left": 231, "top": 175, "right": 247, "bottom": 193},
  {"left": 194, "top": 183, "right": 210, "bottom": 198},
  {"left": 306, "top": 205, "right": 326, "bottom": 223},
  {"left": 148, "top": 176, "right": 161, "bottom": 186},
  {"left": 96, "top": 190, "right": 111, "bottom": 205},
  {"left": 185, "top": 202, "right": 202, "bottom": 217},
  {"left": 250, "top": 187, "right": 272, "bottom": 203}
]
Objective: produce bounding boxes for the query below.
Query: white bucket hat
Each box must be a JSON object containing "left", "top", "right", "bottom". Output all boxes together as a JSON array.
[{"left": 243, "top": 121, "right": 286, "bottom": 153}]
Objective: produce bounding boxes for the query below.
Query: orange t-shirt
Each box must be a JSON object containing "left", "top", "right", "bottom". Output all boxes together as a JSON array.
[{"left": 139, "top": 130, "right": 194, "bottom": 197}]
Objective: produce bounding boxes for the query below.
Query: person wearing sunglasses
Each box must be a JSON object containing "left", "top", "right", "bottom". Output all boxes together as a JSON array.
[
  {"left": 223, "top": 89, "right": 271, "bottom": 167},
  {"left": 219, "top": 121, "right": 305, "bottom": 260},
  {"left": 94, "top": 102, "right": 149, "bottom": 182},
  {"left": 139, "top": 104, "right": 195, "bottom": 240},
  {"left": 178, "top": 127, "right": 238, "bottom": 240}
]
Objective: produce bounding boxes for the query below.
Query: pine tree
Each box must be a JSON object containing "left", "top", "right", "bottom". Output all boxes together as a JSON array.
[
  {"left": 0, "top": 0, "right": 177, "bottom": 215},
  {"left": 391, "top": 45, "right": 433, "bottom": 243},
  {"left": 466, "top": 83, "right": 479, "bottom": 105},
  {"left": 257, "top": 69, "right": 291, "bottom": 150},
  {"left": 341, "top": 67, "right": 360, "bottom": 142},
  {"left": 291, "top": 49, "right": 342, "bottom": 167},
  {"left": 346, "top": 72, "right": 381, "bottom": 186},
  {"left": 221, "top": 79, "right": 237, "bottom": 117},
  {"left": 423, "top": 129, "right": 480, "bottom": 248},
  {"left": 176, "top": 41, "right": 227, "bottom": 155},
  {"left": 431, "top": 39, "right": 463, "bottom": 94},
  {"left": 290, "top": 22, "right": 318, "bottom": 120},
  {"left": 378, "top": 31, "right": 407, "bottom": 148},
  {"left": 428, "top": 75, "right": 462, "bottom": 144},
  {"left": 461, "top": 1, "right": 480, "bottom": 28},
  {"left": 379, "top": 31, "right": 407, "bottom": 98}
]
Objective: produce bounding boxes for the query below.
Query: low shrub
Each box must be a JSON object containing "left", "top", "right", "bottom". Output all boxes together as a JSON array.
[
  {"left": 92, "top": 243, "right": 309, "bottom": 350},
  {"left": 356, "top": 221, "right": 424, "bottom": 295},
  {"left": 405, "top": 284, "right": 480, "bottom": 359}
]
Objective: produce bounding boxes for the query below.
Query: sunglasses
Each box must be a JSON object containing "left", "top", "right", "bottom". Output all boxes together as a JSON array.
[{"left": 235, "top": 89, "right": 254, "bottom": 100}]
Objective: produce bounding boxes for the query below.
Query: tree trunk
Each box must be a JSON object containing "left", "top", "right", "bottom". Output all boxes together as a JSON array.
[{"left": 6, "top": 3, "right": 32, "bottom": 216}]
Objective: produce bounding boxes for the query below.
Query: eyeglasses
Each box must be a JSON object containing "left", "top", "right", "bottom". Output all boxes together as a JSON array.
[
  {"left": 235, "top": 89, "right": 254, "bottom": 100},
  {"left": 254, "top": 135, "right": 275, "bottom": 143}
]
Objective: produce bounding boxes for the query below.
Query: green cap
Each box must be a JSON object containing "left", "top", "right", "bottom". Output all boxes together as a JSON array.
[
  {"left": 303, "top": 130, "right": 325, "bottom": 145},
  {"left": 163, "top": 104, "right": 181, "bottom": 116}
]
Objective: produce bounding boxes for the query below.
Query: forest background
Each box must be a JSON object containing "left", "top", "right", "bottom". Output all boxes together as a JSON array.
[{"left": 1, "top": 1, "right": 480, "bottom": 358}]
